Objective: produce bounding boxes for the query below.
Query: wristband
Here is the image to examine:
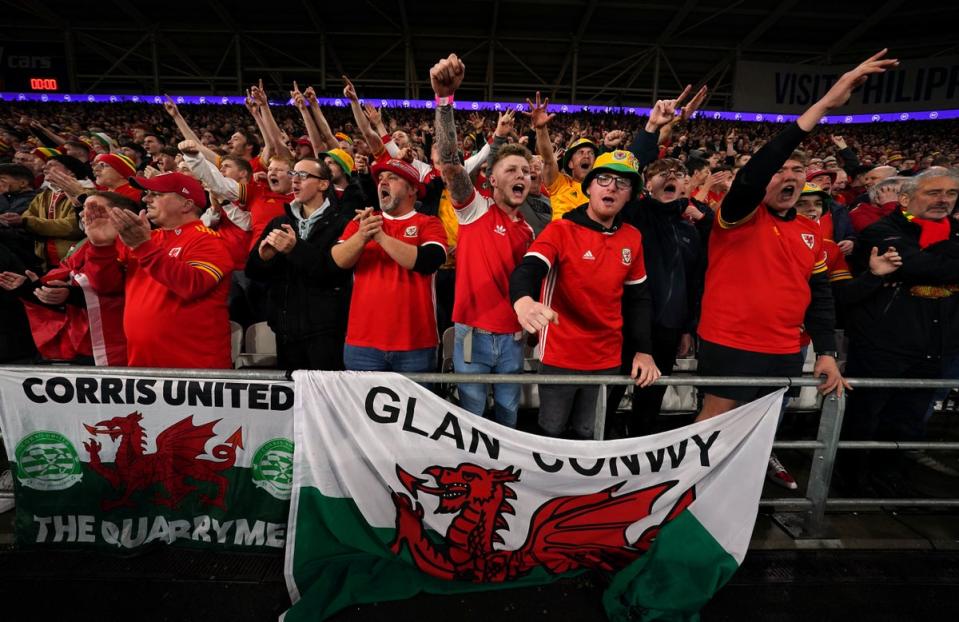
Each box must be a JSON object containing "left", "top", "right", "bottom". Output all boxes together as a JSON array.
[
  {"left": 817, "top": 351, "right": 838, "bottom": 359},
  {"left": 435, "top": 93, "right": 454, "bottom": 107}
]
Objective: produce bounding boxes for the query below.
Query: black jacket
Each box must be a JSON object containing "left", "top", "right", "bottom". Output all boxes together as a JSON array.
[
  {"left": 334, "top": 177, "right": 372, "bottom": 214},
  {"left": 844, "top": 210, "right": 959, "bottom": 359},
  {"left": 621, "top": 196, "right": 705, "bottom": 332},
  {"left": 245, "top": 200, "right": 353, "bottom": 342}
]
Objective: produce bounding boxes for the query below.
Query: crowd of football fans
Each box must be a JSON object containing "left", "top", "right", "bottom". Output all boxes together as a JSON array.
[{"left": 1, "top": 50, "right": 958, "bottom": 496}]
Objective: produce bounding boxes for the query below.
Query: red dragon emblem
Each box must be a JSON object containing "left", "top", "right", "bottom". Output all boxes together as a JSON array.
[
  {"left": 82, "top": 412, "right": 243, "bottom": 511},
  {"left": 390, "top": 463, "right": 695, "bottom": 582}
]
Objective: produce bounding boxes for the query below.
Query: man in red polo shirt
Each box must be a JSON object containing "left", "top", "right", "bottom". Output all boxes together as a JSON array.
[
  {"left": 82, "top": 172, "right": 233, "bottom": 369},
  {"left": 696, "top": 50, "right": 897, "bottom": 422},
  {"left": 332, "top": 159, "right": 447, "bottom": 372},
  {"left": 429, "top": 53, "right": 535, "bottom": 427},
  {"left": 510, "top": 149, "right": 659, "bottom": 439}
]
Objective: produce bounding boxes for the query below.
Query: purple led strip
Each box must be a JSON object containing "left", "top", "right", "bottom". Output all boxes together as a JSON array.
[{"left": 2, "top": 92, "right": 957, "bottom": 124}]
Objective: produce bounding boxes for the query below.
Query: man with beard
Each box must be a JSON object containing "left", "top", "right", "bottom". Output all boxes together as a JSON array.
[
  {"left": 430, "top": 53, "right": 535, "bottom": 428},
  {"left": 245, "top": 158, "right": 352, "bottom": 370},
  {"left": 510, "top": 148, "right": 660, "bottom": 439},
  {"left": 605, "top": 157, "right": 705, "bottom": 436},
  {"left": 333, "top": 159, "right": 447, "bottom": 372},
  {"left": 694, "top": 50, "right": 899, "bottom": 423}
]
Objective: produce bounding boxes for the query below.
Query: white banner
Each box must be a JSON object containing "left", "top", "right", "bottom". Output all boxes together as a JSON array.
[
  {"left": 285, "top": 371, "right": 784, "bottom": 620},
  {"left": 0, "top": 371, "right": 294, "bottom": 550},
  {"left": 733, "top": 56, "right": 959, "bottom": 114}
]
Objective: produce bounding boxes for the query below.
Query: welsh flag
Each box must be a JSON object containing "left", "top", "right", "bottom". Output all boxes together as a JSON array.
[{"left": 284, "top": 372, "right": 782, "bottom": 621}]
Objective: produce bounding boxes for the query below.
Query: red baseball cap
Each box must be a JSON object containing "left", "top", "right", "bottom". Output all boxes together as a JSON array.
[
  {"left": 806, "top": 169, "right": 838, "bottom": 183},
  {"left": 129, "top": 172, "right": 208, "bottom": 209},
  {"left": 371, "top": 158, "right": 425, "bottom": 198}
]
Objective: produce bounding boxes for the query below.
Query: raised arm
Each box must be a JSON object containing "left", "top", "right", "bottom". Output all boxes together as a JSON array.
[
  {"left": 249, "top": 80, "right": 295, "bottom": 164},
  {"left": 797, "top": 50, "right": 898, "bottom": 131},
  {"left": 343, "top": 76, "right": 386, "bottom": 158},
  {"left": 303, "top": 86, "right": 339, "bottom": 151},
  {"left": 484, "top": 109, "right": 516, "bottom": 170},
  {"left": 179, "top": 140, "right": 241, "bottom": 202},
  {"left": 522, "top": 92, "right": 558, "bottom": 187},
  {"left": 24, "top": 117, "right": 66, "bottom": 147},
  {"left": 720, "top": 50, "right": 898, "bottom": 224},
  {"left": 162, "top": 96, "right": 219, "bottom": 164},
  {"left": 430, "top": 53, "right": 473, "bottom": 205},
  {"left": 291, "top": 82, "right": 320, "bottom": 158}
]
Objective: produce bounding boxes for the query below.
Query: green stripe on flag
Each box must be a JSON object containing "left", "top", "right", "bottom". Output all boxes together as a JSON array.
[
  {"left": 285, "top": 488, "right": 582, "bottom": 622},
  {"left": 602, "top": 509, "right": 739, "bottom": 622}
]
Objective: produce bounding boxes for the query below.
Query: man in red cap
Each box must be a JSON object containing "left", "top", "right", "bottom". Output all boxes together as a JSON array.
[
  {"left": 92, "top": 153, "right": 142, "bottom": 202},
  {"left": 82, "top": 172, "right": 234, "bottom": 369},
  {"left": 332, "top": 158, "right": 447, "bottom": 372},
  {"left": 293, "top": 136, "right": 314, "bottom": 161}
]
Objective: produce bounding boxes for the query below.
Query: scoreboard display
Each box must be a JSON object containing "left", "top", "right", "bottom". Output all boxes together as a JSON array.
[{"left": 0, "top": 44, "right": 67, "bottom": 92}]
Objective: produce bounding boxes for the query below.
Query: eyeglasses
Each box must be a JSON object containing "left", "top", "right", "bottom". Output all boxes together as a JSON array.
[
  {"left": 594, "top": 174, "right": 634, "bottom": 190},
  {"left": 288, "top": 170, "right": 327, "bottom": 181},
  {"left": 653, "top": 169, "right": 687, "bottom": 179},
  {"left": 92, "top": 163, "right": 111, "bottom": 171}
]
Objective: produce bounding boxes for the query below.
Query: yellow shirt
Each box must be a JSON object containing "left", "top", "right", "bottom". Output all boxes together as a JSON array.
[
  {"left": 437, "top": 189, "right": 459, "bottom": 268},
  {"left": 547, "top": 172, "right": 587, "bottom": 220}
]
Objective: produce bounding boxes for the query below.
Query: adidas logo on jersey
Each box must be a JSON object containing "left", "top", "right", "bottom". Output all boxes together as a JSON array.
[
  {"left": 582, "top": 250, "right": 595, "bottom": 260},
  {"left": 493, "top": 224, "right": 507, "bottom": 236}
]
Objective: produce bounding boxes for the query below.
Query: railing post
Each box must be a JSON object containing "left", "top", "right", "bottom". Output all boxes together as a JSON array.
[
  {"left": 593, "top": 384, "right": 607, "bottom": 440},
  {"left": 801, "top": 391, "right": 845, "bottom": 537}
]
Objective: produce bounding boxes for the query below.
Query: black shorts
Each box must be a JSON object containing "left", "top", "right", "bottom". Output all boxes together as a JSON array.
[{"left": 697, "top": 339, "right": 803, "bottom": 403}]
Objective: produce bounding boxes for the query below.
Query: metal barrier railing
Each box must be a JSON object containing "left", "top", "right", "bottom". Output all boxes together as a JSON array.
[{"left": 2, "top": 365, "right": 959, "bottom": 539}]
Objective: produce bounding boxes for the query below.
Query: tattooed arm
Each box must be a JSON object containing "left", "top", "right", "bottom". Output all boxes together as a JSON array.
[
  {"left": 434, "top": 104, "right": 474, "bottom": 205},
  {"left": 429, "top": 54, "right": 474, "bottom": 206}
]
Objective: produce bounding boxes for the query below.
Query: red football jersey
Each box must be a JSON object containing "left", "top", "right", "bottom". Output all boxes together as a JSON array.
[
  {"left": 238, "top": 180, "right": 292, "bottom": 251},
  {"left": 801, "top": 234, "right": 851, "bottom": 347},
  {"left": 526, "top": 220, "right": 647, "bottom": 370},
  {"left": 339, "top": 211, "right": 447, "bottom": 350},
  {"left": 452, "top": 191, "right": 533, "bottom": 334},
  {"left": 698, "top": 205, "right": 828, "bottom": 354},
  {"left": 85, "top": 221, "right": 233, "bottom": 368}
]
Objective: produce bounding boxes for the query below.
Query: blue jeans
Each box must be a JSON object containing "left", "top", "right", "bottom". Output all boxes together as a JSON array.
[
  {"left": 343, "top": 344, "right": 436, "bottom": 373},
  {"left": 453, "top": 323, "right": 524, "bottom": 428}
]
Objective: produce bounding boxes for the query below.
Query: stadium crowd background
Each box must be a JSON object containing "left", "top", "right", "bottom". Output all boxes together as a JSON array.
[{"left": 1, "top": 46, "right": 959, "bottom": 496}]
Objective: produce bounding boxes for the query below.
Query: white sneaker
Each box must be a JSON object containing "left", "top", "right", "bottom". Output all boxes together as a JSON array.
[
  {"left": 767, "top": 453, "right": 798, "bottom": 490},
  {"left": 0, "top": 470, "right": 13, "bottom": 514}
]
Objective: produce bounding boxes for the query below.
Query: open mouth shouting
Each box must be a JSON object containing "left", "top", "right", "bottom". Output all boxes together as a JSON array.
[
  {"left": 779, "top": 183, "right": 797, "bottom": 202},
  {"left": 661, "top": 181, "right": 679, "bottom": 199},
  {"left": 509, "top": 181, "right": 528, "bottom": 201}
]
